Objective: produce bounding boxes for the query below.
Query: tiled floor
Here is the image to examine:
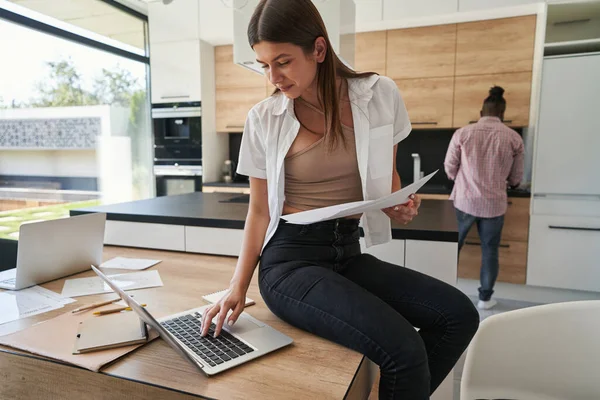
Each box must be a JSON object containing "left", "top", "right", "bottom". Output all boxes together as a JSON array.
[{"left": 452, "top": 297, "right": 542, "bottom": 400}]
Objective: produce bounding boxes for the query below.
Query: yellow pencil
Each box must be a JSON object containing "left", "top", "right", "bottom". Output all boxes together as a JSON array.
[
  {"left": 93, "top": 304, "right": 147, "bottom": 316},
  {"left": 71, "top": 298, "right": 120, "bottom": 313}
]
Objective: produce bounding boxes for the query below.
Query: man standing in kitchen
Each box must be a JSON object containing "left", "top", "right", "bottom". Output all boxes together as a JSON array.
[{"left": 444, "top": 86, "right": 525, "bottom": 310}]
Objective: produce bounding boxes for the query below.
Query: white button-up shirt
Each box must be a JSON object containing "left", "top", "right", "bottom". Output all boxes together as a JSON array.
[{"left": 237, "top": 75, "right": 412, "bottom": 251}]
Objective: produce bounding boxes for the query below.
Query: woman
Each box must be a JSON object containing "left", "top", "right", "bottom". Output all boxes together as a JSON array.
[{"left": 201, "top": 0, "right": 479, "bottom": 397}]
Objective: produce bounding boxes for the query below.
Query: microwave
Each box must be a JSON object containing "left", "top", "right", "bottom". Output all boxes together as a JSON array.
[{"left": 152, "top": 102, "right": 201, "bottom": 146}]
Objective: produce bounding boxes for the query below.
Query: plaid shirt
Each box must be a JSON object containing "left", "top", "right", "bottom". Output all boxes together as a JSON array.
[{"left": 444, "top": 116, "right": 524, "bottom": 218}]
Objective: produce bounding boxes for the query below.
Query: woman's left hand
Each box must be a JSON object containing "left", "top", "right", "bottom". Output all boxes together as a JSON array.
[{"left": 382, "top": 194, "right": 421, "bottom": 225}]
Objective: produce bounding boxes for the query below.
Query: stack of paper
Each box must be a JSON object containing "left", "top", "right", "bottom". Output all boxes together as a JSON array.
[
  {"left": 282, "top": 170, "right": 438, "bottom": 225},
  {"left": 100, "top": 257, "right": 161, "bottom": 271},
  {"left": 61, "top": 270, "right": 164, "bottom": 298},
  {"left": 0, "top": 286, "right": 75, "bottom": 326}
]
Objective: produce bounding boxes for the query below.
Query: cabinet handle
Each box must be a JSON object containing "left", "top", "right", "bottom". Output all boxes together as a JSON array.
[
  {"left": 161, "top": 95, "right": 191, "bottom": 99},
  {"left": 465, "top": 241, "right": 510, "bottom": 248},
  {"left": 469, "top": 120, "right": 513, "bottom": 124},
  {"left": 226, "top": 125, "right": 245, "bottom": 129},
  {"left": 548, "top": 225, "right": 600, "bottom": 232},
  {"left": 412, "top": 122, "right": 438, "bottom": 125}
]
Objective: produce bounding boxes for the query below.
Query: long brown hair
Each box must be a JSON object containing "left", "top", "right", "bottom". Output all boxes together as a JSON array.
[{"left": 248, "top": 0, "right": 376, "bottom": 150}]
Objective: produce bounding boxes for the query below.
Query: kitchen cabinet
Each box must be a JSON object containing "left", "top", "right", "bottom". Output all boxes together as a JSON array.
[
  {"left": 453, "top": 72, "right": 532, "bottom": 127},
  {"left": 458, "top": 0, "right": 539, "bottom": 13},
  {"left": 215, "top": 45, "right": 267, "bottom": 132},
  {"left": 387, "top": 24, "right": 457, "bottom": 79},
  {"left": 404, "top": 240, "right": 458, "bottom": 286},
  {"left": 461, "top": 198, "right": 530, "bottom": 284},
  {"left": 150, "top": 40, "right": 202, "bottom": 104},
  {"left": 527, "top": 215, "right": 600, "bottom": 292},
  {"left": 456, "top": 15, "right": 536, "bottom": 76},
  {"left": 459, "top": 240, "right": 527, "bottom": 285},
  {"left": 394, "top": 77, "right": 454, "bottom": 128},
  {"left": 467, "top": 198, "right": 530, "bottom": 243},
  {"left": 383, "top": 0, "right": 458, "bottom": 20},
  {"left": 355, "top": 31, "right": 387, "bottom": 75},
  {"left": 147, "top": 0, "right": 200, "bottom": 44}
]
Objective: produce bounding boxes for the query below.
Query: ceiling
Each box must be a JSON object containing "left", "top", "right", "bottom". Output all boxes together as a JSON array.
[{"left": 7, "top": 0, "right": 146, "bottom": 50}]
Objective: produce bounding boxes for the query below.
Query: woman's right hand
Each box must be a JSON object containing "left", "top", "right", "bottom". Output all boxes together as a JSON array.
[{"left": 201, "top": 284, "right": 247, "bottom": 337}]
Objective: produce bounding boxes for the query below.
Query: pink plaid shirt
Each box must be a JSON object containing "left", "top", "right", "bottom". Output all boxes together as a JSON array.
[{"left": 444, "top": 116, "right": 524, "bottom": 218}]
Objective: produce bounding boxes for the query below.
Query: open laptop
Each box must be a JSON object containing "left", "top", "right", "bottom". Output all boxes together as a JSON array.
[
  {"left": 0, "top": 213, "right": 106, "bottom": 290},
  {"left": 91, "top": 265, "right": 293, "bottom": 376}
]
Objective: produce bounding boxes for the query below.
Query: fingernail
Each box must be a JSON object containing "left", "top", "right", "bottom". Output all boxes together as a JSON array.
[{"left": 227, "top": 320, "right": 234, "bottom": 327}]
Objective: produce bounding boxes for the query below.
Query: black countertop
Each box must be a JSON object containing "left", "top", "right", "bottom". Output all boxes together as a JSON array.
[
  {"left": 71, "top": 192, "right": 458, "bottom": 242},
  {"left": 202, "top": 181, "right": 531, "bottom": 198}
]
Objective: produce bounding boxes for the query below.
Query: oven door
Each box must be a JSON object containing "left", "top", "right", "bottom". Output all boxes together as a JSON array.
[
  {"left": 152, "top": 105, "right": 202, "bottom": 146},
  {"left": 154, "top": 165, "right": 203, "bottom": 197},
  {"left": 155, "top": 175, "right": 202, "bottom": 197}
]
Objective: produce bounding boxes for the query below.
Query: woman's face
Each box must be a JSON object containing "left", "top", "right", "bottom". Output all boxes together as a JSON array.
[{"left": 253, "top": 39, "right": 326, "bottom": 99}]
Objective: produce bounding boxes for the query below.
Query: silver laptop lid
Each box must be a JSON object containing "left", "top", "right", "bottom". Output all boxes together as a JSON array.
[
  {"left": 90, "top": 265, "right": 204, "bottom": 373},
  {"left": 15, "top": 213, "right": 106, "bottom": 289}
]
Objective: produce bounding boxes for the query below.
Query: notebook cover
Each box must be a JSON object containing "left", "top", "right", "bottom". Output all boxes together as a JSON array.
[
  {"left": 202, "top": 289, "right": 255, "bottom": 307},
  {"left": 0, "top": 305, "right": 158, "bottom": 372},
  {"left": 73, "top": 312, "right": 148, "bottom": 354}
]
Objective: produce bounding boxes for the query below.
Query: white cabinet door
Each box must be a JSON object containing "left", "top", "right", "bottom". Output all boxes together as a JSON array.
[
  {"left": 534, "top": 54, "right": 600, "bottom": 196},
  {"left": 105, "top": 221, "right": 185, "bottom": 251},
  {"left": 185, "top": 226, "right": 244, "bottom": 257},
  {"left": 404, "top": 240, "right": 458, "bottom": 285},
  {"left": 360, "top": 239, "right": 405, "bottom": 266},
  {"left": 383, "top": 0, "right": 458, "bottom": 20},
  {"left": 458, "top": 0, "right": 537, "bottom": 12},
  {"left": 527, "top": 215, "right": 600, "bottom": 292},
  {"left": 150, "top": 40, "right": 202, "bottom": 103},
  {"left": 148, "top": 0, "right": 199, "bottom": 44}
]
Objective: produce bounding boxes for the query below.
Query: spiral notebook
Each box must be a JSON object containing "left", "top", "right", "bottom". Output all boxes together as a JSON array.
[{"left": 202, "top": 289, "right": 255, "bottom": 307}]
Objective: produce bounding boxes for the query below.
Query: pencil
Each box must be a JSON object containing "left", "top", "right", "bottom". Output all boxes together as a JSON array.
[
  {"left": 93, "top": 304, "right": 147, "bottom": 316},
  {"left": 71, "top": 298, "right": 120, "bottom": 313}
]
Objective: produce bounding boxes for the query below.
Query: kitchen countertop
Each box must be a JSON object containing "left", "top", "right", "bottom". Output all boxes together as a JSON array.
[
  {"left": 70, "top": 192, "right": 459, "bottom": 242},
  {"left": 202, "top": 182, "right": 531, "bottom": 198}
]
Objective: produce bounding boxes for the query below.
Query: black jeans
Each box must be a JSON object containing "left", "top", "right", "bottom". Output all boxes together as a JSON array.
[
  {"left": 259, "top": 219, "right": 479, "bottom": 399},
  {"left": 455, "top": 209, "right": 505, "bottom": 301}
]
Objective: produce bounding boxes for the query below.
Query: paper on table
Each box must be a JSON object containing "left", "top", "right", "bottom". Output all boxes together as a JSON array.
[
  {"left": 28, "top": 285, "right": 76, "bottom": 305},
  {"left": 100, "top": 257, "right": 161, "bottom": 271},
  {"left": 0, "top": 287, "right": 65, "bottom": 325},
  {"left": 282, "top": 170, "right": 438, "bottom": 225},
  {"left": 61, "top": 270, "right": 163, "bottom": 298}
]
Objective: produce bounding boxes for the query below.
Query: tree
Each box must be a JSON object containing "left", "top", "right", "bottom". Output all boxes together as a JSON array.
[
  {"left": 30, "top": 58, "right": 98, "bottom": 107},
  {"left": 93, "top": 67, "right": 142, "bottom": 107}
]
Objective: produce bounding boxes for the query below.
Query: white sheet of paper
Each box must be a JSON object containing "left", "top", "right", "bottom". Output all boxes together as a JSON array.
[
  {"left": 282, "top": 170, "right": 438, "bottom": 225},
  {"left": 60, "top": 270, "right": 163, "bottom": 298},
  {"left": 100, "top": 257, "right": 162, "bottom": 271},
  {"left": 0, "top": 287, "right": 65, "bottom": 325},
  {"left": 27, "top": 285, "right": 76, "bottom": 305}
]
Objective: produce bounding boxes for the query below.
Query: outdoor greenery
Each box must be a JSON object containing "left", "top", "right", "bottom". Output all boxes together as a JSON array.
[{"left": 0, "top": 200, "right": 101, "bottom": 241}]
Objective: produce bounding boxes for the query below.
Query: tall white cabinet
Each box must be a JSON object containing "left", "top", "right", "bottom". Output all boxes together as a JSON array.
[
  {"left": 527, "top": 52, "right": 600, "bottom": 292},
  {"left": 148, "top": 0, "right": 203, "bottom": 104}
]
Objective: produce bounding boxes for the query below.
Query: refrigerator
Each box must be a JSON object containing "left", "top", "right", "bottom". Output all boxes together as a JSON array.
[{"left": 527, "top": 52, "right": 600, "bottom": 292}]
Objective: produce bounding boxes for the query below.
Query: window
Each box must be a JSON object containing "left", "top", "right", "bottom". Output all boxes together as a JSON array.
[{"left": 0, "top": 0, "right": 152, "bottom": 241}]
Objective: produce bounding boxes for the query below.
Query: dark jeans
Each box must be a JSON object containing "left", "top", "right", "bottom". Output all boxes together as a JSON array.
[
  {"left": 455, "top": 209, "right": 505, "bottom": 301},
  {"left": 259, "top": 219, "right": 479, "bottom": 399}
]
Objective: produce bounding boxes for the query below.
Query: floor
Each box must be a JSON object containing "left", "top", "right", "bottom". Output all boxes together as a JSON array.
[{"left": 367, "top": 296, "right": 542, "bottom": 400}]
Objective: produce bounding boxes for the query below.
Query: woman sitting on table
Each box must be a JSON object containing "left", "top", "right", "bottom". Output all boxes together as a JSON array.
[{"left": 201, "top": 0, "right": 479, "bottom": 397}]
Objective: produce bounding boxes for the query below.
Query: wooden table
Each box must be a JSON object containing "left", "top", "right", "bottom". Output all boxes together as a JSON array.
[{"left": 0, "top": 247, "right": 375, "bottom": 400}]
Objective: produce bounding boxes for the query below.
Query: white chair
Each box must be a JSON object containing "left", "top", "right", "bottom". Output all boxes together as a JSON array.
[{"left": 461, "top": 300, "right": 600, "bottom": 400}]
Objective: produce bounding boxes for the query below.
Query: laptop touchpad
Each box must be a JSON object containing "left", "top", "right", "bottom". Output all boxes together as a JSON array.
[{"left": 228, "top": 316, "right": 261, "bottom": 335}]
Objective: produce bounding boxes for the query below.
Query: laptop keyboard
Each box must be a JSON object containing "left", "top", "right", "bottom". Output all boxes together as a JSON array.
[{"left": 160, "top": 312, "right": 254, "bottom": 368}]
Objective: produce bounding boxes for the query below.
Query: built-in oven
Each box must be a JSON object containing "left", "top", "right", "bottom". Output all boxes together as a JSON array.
[
  {"left": 154, "top": 164, "right": 203, "bottom": 197},
  {"left": 152, "top": 102, "right": 202, "bottom": 146}
]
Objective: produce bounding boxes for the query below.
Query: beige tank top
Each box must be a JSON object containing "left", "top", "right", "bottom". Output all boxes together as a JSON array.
[{"left": 284, "top": 102, "right": 363, "bottom": 211}]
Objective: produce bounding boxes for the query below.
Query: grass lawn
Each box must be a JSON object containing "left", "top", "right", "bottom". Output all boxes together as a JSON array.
[{"left": 0, "top": 200, "right": 101, "bottom": 240}]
